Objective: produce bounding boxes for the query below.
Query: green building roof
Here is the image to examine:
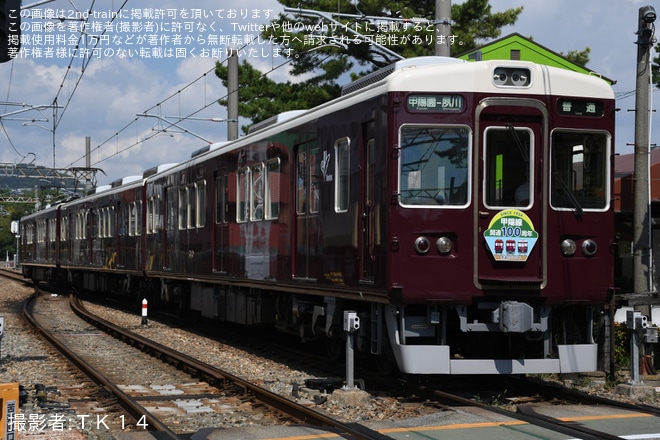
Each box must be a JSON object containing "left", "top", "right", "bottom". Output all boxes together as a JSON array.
[{"left": 458, "top": 33, "right": 615, "bottom": 85}]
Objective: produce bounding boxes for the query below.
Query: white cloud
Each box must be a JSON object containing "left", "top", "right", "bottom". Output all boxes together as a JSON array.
[{"left": 0, "top": 0, "right": 658, "bottom": 187}]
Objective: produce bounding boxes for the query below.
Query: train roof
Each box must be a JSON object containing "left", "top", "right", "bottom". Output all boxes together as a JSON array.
[
  {"left": 26, "top": 57, "right": 616, "bottom": 214},
  {"left": 383, "top": 58, "right": 615, "bottom": 99},
  {"left": 341, "top": 56, "right": 465, "bottom": 95},
  {"left": 137, "top": 57, "right": 616, "bottom": 185}
]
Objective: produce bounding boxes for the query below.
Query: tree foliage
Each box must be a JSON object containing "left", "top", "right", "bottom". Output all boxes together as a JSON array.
[
  {"left": 563, "top": 47, "right": 591, "bottom": 67},
  {"left": 215, "top": 0, "right": 525, "bottom": 130}
]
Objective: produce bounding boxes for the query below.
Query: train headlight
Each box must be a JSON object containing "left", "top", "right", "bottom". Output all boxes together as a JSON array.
[
  {"left": 436, "top": 236, "right": 452, "bottom": 254},
  {"left": 414, "top": 236, "right": 431, "bottom": 255},
  {"left": 582, "top": 239, "right": 597, "bottom": 257},
  {"left": 561, "top": 239, "right": 577, "bottom": 256},
  {"left": 492, "top": 67, "right": 531, "bottom": 87}
]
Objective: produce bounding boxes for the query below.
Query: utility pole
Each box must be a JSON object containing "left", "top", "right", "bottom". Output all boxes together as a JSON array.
[
  {"left": 85, "top": 136, "right": 91, "bottom": 193},
  {"left": 227, "top": 49, "right": 239, "bottom": 141},
  {"left": 435, "top": 0, "right": 451, "bottom": 57},
  {"left": 632, "top": 5, "right": 657, "bottom": 311}
]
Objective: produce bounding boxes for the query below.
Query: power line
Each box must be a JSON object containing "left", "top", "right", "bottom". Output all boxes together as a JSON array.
[{"left": 64, "top": 42, "right": 297, "bottom": 170}]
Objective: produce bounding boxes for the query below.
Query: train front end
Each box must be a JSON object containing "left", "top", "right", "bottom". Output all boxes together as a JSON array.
[{"left": 384, "top": 60, "right": 615, "bottom": 374}]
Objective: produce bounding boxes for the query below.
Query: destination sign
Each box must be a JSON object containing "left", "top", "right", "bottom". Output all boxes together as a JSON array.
[
  {"left": 407, "top": 95, "right": 464, "bottom": 112},
  {"left": 557, "top": 99, "right": 604, "bottom": 117}
]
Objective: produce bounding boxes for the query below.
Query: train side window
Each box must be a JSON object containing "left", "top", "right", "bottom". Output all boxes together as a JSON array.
[
  {"left": 92, "top": 210, "right": 99, "bottom": 239},
  {"left": 296, "top": 151, "right": 306, "bottom": 214},
  {"left": 266, "top": 159, "right": 280, "bottom": 220},
  {"left": 178, "top": 187, "right": 188, "bottom": 230},
  {"left": 296, "top": 141, "right": 319, "bottom": 215},
  {"left": 150, "top": 199, "right": 159, "bottom": 233},
  {"left": 551, "top": 130, "right": 609, "bottom": 211},
  {"left": 335, "top": 138, "right": 349, "bottom": 213},
  {"left": 399, "top": 125, "right": 470, "bottom": 207},
  {"left": 187, "top": 184, "right": 197, "bottom": 229},
  {"left": 136, "top": 201, "right": 142, "bottom": 236},
  {"left": 310, "top": 149, "right": 319, "bottom": 214},
  {"left": 49, "top": 218, "right": 56, "bottom": 242},
  {"left": 147, "top": 199, "right": 154, "bottom": 234},
  {"left": 37, "top": 220, "right": 44, "bottom": 243},
  {"left": 484, "top": 127, "right": 532, "bottom": 208},
  {"left": 215, "top": 174, "right": 228, "bottom": 224},
  {"left": 237, "top": 168, "right": 250, "bottom": 223},
  {"left": 129, "top": 202, "right": 142, "bottom": 236},
  {"left": 165, "top": 187, "right": 175, "bottom": 232},
  {"left": 251, "top": 164, "right": 264, "bottom": 221},
  {"left": 196, "top": 181, "right": 206, "bottom": 228},
  {"left": 129, "top": 203, "right": 136, "bottom": 236},
  {"left": 99, "top": 208, "right": 105, "bottom": 238},
  {"left": 60, "top": 217, "right": 67, "bottom": 242},
  {"left": 109, "top": 207, "right": 114, "bottom": 237}
]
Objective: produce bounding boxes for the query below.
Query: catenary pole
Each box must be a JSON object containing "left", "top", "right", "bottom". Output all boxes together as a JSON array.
[
  {"left": 632, "top": 6, "right": 656, "bottom": 312},
  {"left": 435, "top": 0, "right": 451, "bottom": 57}
]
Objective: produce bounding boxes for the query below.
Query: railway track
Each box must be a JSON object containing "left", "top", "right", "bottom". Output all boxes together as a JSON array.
[
  {"left": 22, "top": 287, "right": 390, "bottom": 439},
  {"left": 8, "top": 270, "right": 659, "bottom": 440},
  {"left": 415, "top": 376, "right": 660, "bottom": 440}
]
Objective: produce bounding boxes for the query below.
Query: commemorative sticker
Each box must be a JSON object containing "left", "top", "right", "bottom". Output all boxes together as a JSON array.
[{"left": 483, "top": 209, "right": 539, "bottom": 262}]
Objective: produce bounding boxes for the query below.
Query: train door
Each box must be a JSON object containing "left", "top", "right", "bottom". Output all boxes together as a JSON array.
[
  {"left": 475, "top": 100, "right": 547, "bottom": 286},
  {"left": 360, "top": 128, "right": 376, "bottom": 283},
  {"left": 213, "top": 171, "right": 229, "bottom": 273},
  {"left": 293, "top": 141, "right": 319, "bottom": 280}
]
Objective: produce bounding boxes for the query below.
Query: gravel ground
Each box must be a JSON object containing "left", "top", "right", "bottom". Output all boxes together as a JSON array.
[{"left": 2, "top": 272, "right": 659, "bottom": 439}]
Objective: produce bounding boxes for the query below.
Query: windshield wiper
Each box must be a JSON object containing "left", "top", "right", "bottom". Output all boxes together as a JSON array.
[
  {"left": 506, "top": 124, "right": 529, "bottom": 164},
  {"left": 553, "top": 172, "right": 584, "bottom": 218}
]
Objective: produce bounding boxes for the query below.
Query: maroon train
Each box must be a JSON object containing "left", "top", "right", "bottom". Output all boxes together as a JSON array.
[{"left": 20, "top": 57, "right": 616, "bottom": 374}]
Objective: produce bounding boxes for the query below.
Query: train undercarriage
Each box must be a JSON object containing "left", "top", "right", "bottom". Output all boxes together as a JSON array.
[{"left": 24, "top": 265, "right": 604, "bottom": 376}]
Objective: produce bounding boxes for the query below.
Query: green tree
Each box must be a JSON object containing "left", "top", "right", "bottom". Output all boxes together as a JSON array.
[
  {"left": 563, "top": 47, "right": 591, "bottom": 67},
  {"left": 216, "top": 0, "right": 524, "bottom": 129},
  {"left": 0, "top": 191, "right": 32, "bottom": 263}
]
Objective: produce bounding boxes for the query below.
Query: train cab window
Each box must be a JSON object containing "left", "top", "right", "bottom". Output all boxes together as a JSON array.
[
  {"left": 551, "top": 130, "right": 609, "bottom": 211},
  {"left": 484, "top": 127, "right": 533, "bottom": 208},
  {"left": 399, "top": 125, "right": 469, "bottom": 207}
]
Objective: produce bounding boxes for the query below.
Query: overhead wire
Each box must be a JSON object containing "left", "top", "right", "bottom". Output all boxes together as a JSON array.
[
  {"left": 63, "top": 36, "right": 312, "bottom": 169},
  {"left": 51, "top": 0, "right": 129, "bottom": 134}
]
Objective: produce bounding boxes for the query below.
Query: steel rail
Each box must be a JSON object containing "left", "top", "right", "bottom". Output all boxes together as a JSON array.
[
  {"left": 22, "top": 291, "right": 181, "bottom": 439},
  {"left": 421, "top": 385, "right": 632, "bottom": 440},
  {"left": 69, "top": 294, "right": 390, "bottom": 440}
]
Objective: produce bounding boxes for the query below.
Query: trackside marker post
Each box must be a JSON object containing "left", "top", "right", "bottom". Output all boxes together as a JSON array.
[{"left": 141, "top": 299, "right": 148, "bottom": 326}]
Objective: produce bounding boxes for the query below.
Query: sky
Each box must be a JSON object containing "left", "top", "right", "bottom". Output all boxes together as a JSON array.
[{"left": 0, "top": 0, "right": 658, "bottom": 187}]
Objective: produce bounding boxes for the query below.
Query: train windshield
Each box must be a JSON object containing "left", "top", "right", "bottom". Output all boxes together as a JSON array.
[
  {"left": 399, "top": 125, "right": 470, "bottom": 207},
  {"left": 551, "top": 130, "right": 610, "bottom": 212},
  {"left": 484, "top": 126, "right": 533, "bottom": 208}
]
